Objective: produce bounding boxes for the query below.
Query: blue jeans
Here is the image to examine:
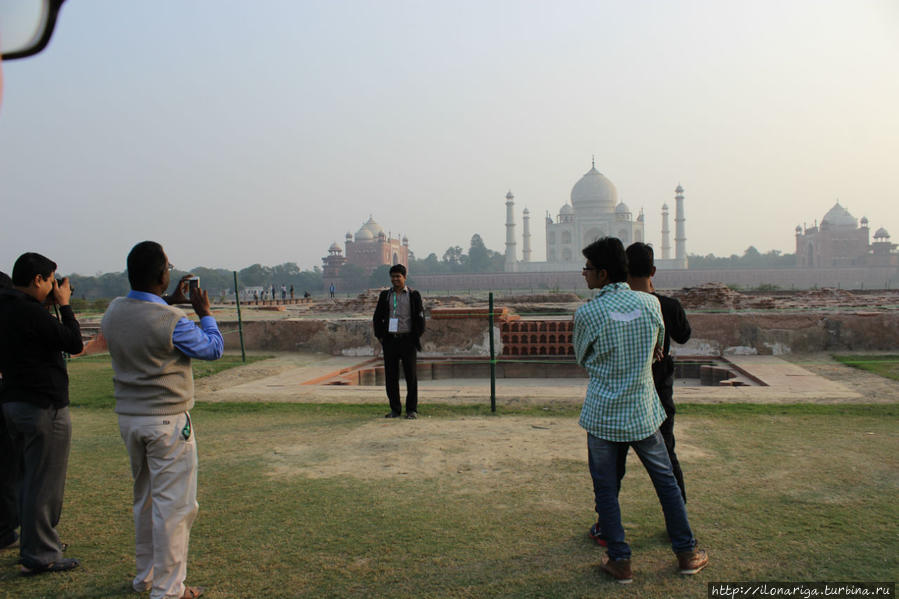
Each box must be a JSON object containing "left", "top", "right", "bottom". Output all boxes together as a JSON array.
[{"left": 588, "top": 430, "right": 696, "bottom": 560}]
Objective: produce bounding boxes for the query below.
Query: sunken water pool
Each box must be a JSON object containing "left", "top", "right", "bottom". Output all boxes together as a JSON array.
[{"left": 322, "top": 356, "right": 763, "bottom": 387}]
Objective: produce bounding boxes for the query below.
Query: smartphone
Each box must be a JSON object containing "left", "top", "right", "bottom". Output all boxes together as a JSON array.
[{"left": 187, "top": 276, "right": 200, "bottom": 293}]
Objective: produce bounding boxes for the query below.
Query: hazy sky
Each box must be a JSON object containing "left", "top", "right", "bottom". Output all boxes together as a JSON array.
[{"left": 2, "top": 0, "right": 897, "bottom": 275}]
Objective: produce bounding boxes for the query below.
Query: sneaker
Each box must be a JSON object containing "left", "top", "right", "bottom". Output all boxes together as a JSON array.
[
  {"left": 405, "top": 411, "right": 417, "bottom": 420},
  {"left": 588, "top": 522, "right": 608, "bottom": 547},
  {"left": 676, "top": 548, "right": 709, "bottom": 575},
  {"left": 384, "top": 412, "right": 401, "bottom": 418},
  {"left": 600, "top": 553, "right": 632, "bottom": 584}
]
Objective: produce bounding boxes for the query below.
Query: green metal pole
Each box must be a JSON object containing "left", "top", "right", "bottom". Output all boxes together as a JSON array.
[
  {"left": 233, "top": 271, "right": 246, "bottom": 362},
  {"left": 489, "top": 292, "right": 496, "bottom": 412}
]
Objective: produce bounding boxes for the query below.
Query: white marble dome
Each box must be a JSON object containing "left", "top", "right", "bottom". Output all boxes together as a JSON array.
[
  {"left": 570, "top": 166, "right": 618, "bottom": 213},
  {"left": 615, "top": 202, "right": 631, "bottom": 215}
]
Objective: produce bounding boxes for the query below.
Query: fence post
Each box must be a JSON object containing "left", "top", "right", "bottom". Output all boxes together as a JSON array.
[
  {"left": 489, "top": 291, "right": 496, "bottom": 413},
  {"left": 233, "top": 271, "right": 246, "bottom": 362}
]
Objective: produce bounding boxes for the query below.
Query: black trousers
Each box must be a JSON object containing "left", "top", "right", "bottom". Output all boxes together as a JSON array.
[
  {"left": 612, "top": 387, "right": 687, "bottom": 504},
  {"left": 382, "top": 335, "right": 418, "bottom": 415},
  {"left": 0, "top": 408, "right": 20, "bottom": 543},
  {"left": 657, "top": 386, "right": 686, "bottom": 503},
  {"left": 2, "top": 402, "right": 71, "bottom": 568}
]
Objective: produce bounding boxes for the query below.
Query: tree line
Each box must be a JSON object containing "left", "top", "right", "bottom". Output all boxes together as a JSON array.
[
  {"left": 686, "top": 247, "right": 796, "bottom": 269},
  {"left": 62, "top": 242, "right": 796, "bottom": 299},
  {"left": 66, "top": 263, "right": 324, "bottom": 300}
]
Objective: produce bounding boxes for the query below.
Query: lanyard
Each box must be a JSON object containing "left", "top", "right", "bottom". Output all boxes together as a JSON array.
[{"left": 392, "top": 289, "right": 399, "bottom": 317}]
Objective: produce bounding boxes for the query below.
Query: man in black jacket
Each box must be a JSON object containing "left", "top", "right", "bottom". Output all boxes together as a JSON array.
[
  {"left": 0, "top": 253, "right": 83, "bottom": 575},
  {"left": 372, "top": 264, "right": 425, "bottom": 419},
  {"left": 0, "top": 271, "right": 18, "bottom": 552},
  {"left": 626, "top": 242, "right": 692, "bottom": 502}
]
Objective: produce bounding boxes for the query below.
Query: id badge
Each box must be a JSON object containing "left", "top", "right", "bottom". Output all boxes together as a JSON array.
[{"left": 388, "top": 318, "right": 399, "bottom": 333}]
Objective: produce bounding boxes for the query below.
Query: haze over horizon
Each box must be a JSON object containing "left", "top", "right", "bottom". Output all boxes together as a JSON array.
[{"left": 2, "top": 0, "right": 897, "bottom": 276}]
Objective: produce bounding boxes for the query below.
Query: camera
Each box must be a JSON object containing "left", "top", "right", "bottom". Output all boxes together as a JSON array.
[{"left": 55, "top": 278, "right": 74, "bottom": 295}]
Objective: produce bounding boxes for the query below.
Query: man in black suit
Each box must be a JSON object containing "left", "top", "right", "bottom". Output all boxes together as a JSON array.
[
  {"left": 372, "top": 265, "right": 425, "bottom": 419},
  {"left": 626, "top": 242, "right": 692, "bottom": 502}
]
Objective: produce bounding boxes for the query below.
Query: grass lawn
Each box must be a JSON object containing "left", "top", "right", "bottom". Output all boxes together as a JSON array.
[
  {"left": 1, "top": 358, "right": 897, "bottom": 598},
  {"left": 833, "top": 354, "right": 899, "bottom": 382}
]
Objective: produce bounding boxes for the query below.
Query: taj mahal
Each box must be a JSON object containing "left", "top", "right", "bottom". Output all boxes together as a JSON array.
[{"left": 503, "top": 160, "right": 688, "bottom": 273}]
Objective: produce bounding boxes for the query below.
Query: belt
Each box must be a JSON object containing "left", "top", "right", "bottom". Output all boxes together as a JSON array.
[{"left": 387, "top": 332, "right": 411, "bottom": 337}]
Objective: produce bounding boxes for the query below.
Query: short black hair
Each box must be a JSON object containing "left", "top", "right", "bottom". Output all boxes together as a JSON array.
[
  {"left": 581, "top": 237, "right": 627, "bottom": 283},
  {"left": 625, "top": 242, "right": 654, "bottom": 278},
  {"left": 0, "top": 271, "right": 12, "bottom": 289},
  {"left": 389, "top": 264, "right": 407, "bottom": 276},
  {"left": 12, "top": 252, "right": 57, "bottom": 286},
  {"left": 127, "top": 241, "right": 167, "bottom": 291}
]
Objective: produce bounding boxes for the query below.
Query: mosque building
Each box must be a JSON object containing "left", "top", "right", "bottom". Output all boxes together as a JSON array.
[
  {"left": 504, "top": 161, "right": 688, "bottom": 272},
  {"left": 795, "top": 202, "right": 897, "bottom": 268},
  {"left": 322, "top": 216, "right": 409, "bottom": 286}
]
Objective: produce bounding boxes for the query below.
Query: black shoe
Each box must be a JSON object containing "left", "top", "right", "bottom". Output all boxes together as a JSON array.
[
  {"left": 385, "top": 412, "right": 401, "bottom": 418},
  {"left": 20, "top": 557, "right": 80, "bottom": 576},
  {"left": 405, "top": 411, "right": 418, "bottom": 419}
]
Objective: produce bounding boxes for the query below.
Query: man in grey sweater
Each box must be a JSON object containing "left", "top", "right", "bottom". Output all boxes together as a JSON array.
[{"left": 102, "top": 241, "right": 223, "bottom": 599}]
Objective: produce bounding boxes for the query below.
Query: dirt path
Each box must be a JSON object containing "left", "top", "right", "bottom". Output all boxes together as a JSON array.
[
  {"left": 784, "top": 353, "right": 899, "bottom": 403},
  {"left": 267, "top": 417, "right": 714, "bottom": 482}
]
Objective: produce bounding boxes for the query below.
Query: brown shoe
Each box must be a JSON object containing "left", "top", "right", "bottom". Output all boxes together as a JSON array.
[
  {"left": 180, "top": 586, "right": 205, "bottom": 599},
  {"left": 600, "top": 553, "right": 633, "bottom": 584},
  {"left": 677, "top": 548, "right": 709, "bottom": 575}
]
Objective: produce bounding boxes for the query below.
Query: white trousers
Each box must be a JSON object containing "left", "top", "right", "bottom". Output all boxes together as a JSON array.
[{"left": 119, "top": 412, "right": 199, "bottom": 599}]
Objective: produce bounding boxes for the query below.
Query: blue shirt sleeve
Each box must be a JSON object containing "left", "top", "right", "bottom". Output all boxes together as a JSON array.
[{"left": 172, "top": 316, "right": 224, "bottom": 361}]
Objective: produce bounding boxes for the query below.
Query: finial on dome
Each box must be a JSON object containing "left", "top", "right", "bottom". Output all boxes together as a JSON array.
[{"left": 592, "top": 155, "right": 595, "bottom": 168}]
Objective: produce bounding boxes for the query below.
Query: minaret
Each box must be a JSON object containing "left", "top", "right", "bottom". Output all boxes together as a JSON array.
[
  {"left": 522, "top": 207, "right": 531, "bottom": 263},
  {"left": 504, "top": 190, "right": 517, "bottom": 271},
  {"left": 674, "top": 184, "right": 687, "bottom": 267},
  {"left": 661, "top": 203, "right": 671, "bottom": 259}
]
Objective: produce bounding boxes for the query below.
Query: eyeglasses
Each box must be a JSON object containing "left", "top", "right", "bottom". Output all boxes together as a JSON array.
[
  {"left": 582, "top": 266, "right": 597, "bottom": 272},
  {"left": 1, "top": 0, "right": 67, "bottom": 61},
  {"left": 167, "top": 263, "right": 174, "bottom": 271}
]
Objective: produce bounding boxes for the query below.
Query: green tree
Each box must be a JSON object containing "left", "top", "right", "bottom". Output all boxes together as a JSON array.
[
  {"left": 338, "top": 263, "right": 368, "bottom": 291},
  {"left": 442, "top": 246, "right": 464, "bottom": 266},
  {"left": 368, "top": 265, "right": 392, "bottom": 289},
  {"left": 468, "top": 234, "right": 492, "bottom": 273}
]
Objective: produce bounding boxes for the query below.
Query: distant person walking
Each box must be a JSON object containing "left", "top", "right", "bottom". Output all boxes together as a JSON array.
[
  {"left": 329, "top": 282, "right": 336, "bottom": 299},
  {"left": 281, "top": 285, "right": 287, "bottom": 300},
  {"left": 372, "top": 265, "right": 425, "bottom": 419},
  {"left": 626, "top": 242, "right": 691, "bottom": 502},
  {"left": 289, "top": 285, "right": 294, "bottom": 300}
]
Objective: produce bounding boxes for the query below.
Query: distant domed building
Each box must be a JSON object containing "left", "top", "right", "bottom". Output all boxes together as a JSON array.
[
  {"left": 322, "top": 216, "right": 410, "bottom": 289},
  {"left": 505, "top": 160, "right": 687, "bottom": 272},
  {"left": 795, "top": 201, "right": 897, "bottom": 267}
]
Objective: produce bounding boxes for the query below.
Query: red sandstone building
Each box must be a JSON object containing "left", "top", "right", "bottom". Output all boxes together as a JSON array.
[
  {"left": 795, "top": 202, "right": 897, "bottom": 268},
  {"left": 322, "top": 216, "right": 410, "bottom": 291}
]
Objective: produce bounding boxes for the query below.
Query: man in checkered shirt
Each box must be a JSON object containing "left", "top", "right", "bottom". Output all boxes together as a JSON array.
[{"left": 573, "top": 237, "right": 708, "bottom": 583}]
